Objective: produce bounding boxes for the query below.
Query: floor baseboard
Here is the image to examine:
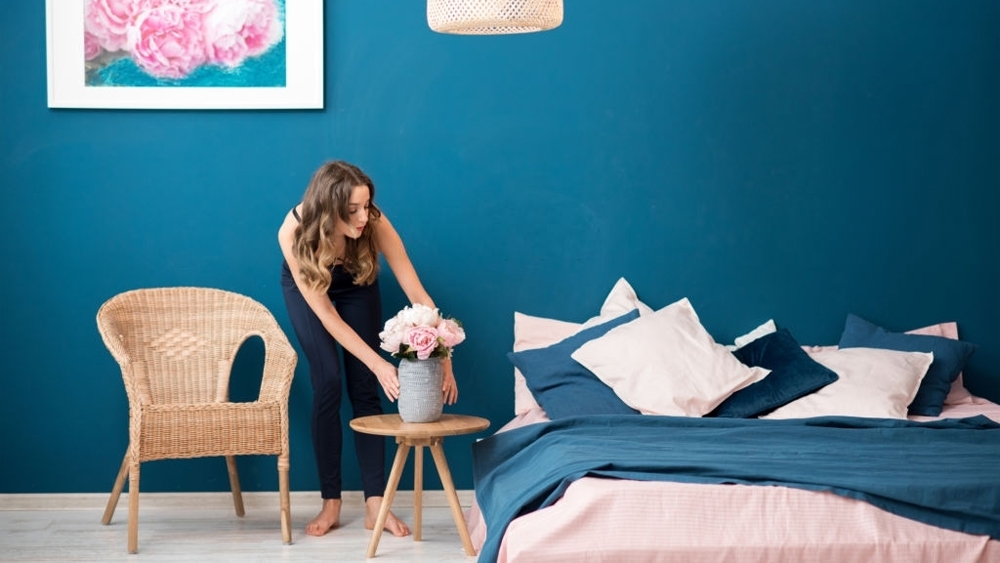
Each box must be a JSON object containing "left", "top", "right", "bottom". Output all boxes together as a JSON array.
[{"left": 0, "top": 490, "right": 475, "bottom": 511}]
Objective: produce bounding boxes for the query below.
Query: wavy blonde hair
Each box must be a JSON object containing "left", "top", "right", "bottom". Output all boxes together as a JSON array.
[{"left": 293, "top": 161, "right": 382, "bottom": 291}]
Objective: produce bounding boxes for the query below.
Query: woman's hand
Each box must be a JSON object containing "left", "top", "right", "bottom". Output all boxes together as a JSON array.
[
  {"left": 442, "top": 357, "right": 458, "bottom": 405},
  {"left": 372, "top": 359, "right": 400, "bottom": 401}
]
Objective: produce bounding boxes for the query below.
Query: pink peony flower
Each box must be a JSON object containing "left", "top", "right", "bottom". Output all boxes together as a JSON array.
[
  {"left": 84, "top": 31, "right": 104, "bottom": 60},
  {"left": 380, "top": 305, "right": 465, "bottom": 361},
  {"left": 202, "top": 0, "right": 283, "bottom": 68},
  {"left": 85, "top": 0, "right": 143, "bottom": 53},
  {"left": 400, "top": 304, "right": 442, "bottom": 327},
  {"left": 436, "top": 318, "right": 465, "bottom": 349},
  {"left": 127, "top": 3, "right": 208, "bottom": 79},
  {"left": 378, "top": 318, "right": 406, "bottom": 354},
  {"left": 406, "top": 326, "right": 440, "bottom": 360}
]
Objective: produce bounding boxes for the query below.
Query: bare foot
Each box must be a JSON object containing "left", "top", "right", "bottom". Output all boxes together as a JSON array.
[
  {"left": 305, "top": 498, "right": 342, "bottom": 536},
  {"left": 364, "top": 496, "right": 411, "bottom": 537}
]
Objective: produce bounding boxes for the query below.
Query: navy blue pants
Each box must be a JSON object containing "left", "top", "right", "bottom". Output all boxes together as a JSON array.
[{"left": 281, "top": 262, "right": 386, "bottom": 500}]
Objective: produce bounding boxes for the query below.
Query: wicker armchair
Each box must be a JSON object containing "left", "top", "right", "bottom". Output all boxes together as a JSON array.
[{"left": 96, "top": 287, "right": 297, "bottom": 553}]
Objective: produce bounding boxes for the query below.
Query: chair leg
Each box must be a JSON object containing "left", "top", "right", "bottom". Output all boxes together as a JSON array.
[
  {"left": 279, "top": 464, "right": 291, "bottom": 544},
  {"left": 101, "top": 453, "right": 129, "bottom": 525},
  {"left": 127, "top": 463, "right": 140, "bottom": 554},
  {"left": 225, "top": 455, "right": 245, "bottom": 517}
]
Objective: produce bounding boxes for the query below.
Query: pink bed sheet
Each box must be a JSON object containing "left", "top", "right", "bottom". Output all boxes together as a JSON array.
[{"left": 465, "top": 398, "right": 1000, "bottom": 563}]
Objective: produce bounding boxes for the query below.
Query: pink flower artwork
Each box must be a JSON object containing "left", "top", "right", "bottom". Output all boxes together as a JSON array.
[
  {"left": 85, "top": 0, "right": 141, "bottom": 53},
  {"left": 84, "top": 0, "right": 285, "bottom": 84},
  {"left": 84, "top": 31, "right": 104, "bottom": 60},
  {"left": 202, "top": 0, "right": 283, "bottom": 67},
  {"left": 128, "top": 4, "right": 208, "bottom": 79}
]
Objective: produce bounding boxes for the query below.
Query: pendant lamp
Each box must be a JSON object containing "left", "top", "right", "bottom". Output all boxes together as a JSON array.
[{"left": 427, "top": 0, "right": 563, "bottom": 35}]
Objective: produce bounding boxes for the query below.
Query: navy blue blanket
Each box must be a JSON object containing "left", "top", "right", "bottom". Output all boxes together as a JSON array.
[{"left": 472, "top": 415, "right": 1000, "bottom": 563}]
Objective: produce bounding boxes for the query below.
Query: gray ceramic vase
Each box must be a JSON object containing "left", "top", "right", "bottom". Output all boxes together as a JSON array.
[{"left": 397, "top": 357, "right": 444, "bottom": 423}]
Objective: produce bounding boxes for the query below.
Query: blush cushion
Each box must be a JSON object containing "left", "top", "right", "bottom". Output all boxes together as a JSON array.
[
  {"left": 508, "top": 309, "right": 642, "bottom": 419},
  {"left": 571, "top": 298, "right": 769, "bottom": 417},
  {"left": 511, "top": 278, "right": 653, "bottom": 415},
  {"left": 837, "top": 314, "right": 977, "bottom": 416},
  {"left": 763, "top": 347, "right": 933, "bottom": 420}
]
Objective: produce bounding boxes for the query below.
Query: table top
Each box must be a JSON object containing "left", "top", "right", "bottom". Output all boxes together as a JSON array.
[{"left": 349, "top": 413, "right": 490, "bottom": 438}]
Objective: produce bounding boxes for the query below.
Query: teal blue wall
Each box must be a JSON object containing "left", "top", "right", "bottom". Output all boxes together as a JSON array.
[{"left": 2, "top": 1, "right": 998, "bottom": 494}]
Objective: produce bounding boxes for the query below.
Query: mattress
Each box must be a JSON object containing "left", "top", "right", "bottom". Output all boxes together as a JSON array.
[{"left": 465, "top": 397, "right": 1000, "bottom": 563}]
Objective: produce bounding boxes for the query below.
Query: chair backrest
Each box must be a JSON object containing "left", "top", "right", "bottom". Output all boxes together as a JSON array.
[{"left": 96, "top": 287, "right": 293, "bottom": 406}]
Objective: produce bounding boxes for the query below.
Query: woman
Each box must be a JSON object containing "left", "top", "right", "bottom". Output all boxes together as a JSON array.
[{"left": 278, "top": 160, "right": 458, "bottom": 537}]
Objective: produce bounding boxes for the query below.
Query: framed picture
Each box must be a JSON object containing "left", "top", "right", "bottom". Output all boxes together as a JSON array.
[{"left": 46, "top": 0, "right": 324, "bottom": 109}]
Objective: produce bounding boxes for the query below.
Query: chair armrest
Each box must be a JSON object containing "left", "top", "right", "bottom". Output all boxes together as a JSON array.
[{"left": 258, "top": 328, "right": 297, "bottom": 404}]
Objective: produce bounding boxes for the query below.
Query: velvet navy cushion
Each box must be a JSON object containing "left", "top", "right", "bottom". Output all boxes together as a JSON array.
[
  {"left": 837, "top": 314, "right": 978, "bottom": 416},
  {"left": 507, "top": 309, "right": 640, "bottom": 419},
  {"left": 710, "top": 327, "right": 839, "bottom": 418}
]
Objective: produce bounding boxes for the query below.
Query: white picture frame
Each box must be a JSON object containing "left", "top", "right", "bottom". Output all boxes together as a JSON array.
[{"left": 46, "top": 0, "right": 324, "bottom": 110}]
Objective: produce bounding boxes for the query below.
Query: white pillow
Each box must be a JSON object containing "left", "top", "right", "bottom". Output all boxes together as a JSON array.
[
  {"left": 571, "top": 297, "right": 769, "bottom": 417},
  {"left": 798, "top": 321, "right": 971, "bottom": 406},
  {"left": 762, "top": 347, "right": 933, "bottom": 420},
  {"left": 725, "top": 319, "right": 777, "bottom": 351},
  {"left": 593, "top": 277, "right": 656, "bottom": 321},
  {"left": 511, "top": 278, "right": 653, "bottom": 415}
]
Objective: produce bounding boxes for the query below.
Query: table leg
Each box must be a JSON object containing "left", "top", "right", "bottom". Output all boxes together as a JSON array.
[
  {"left": 414, "top": 445, "right": 423, "bottom": 541},
  {"left": 367, "top": 442, "right": 411, "bottom": 558},
  {"left": 429, "top": 442, "right": 476, "bottom": 556}
]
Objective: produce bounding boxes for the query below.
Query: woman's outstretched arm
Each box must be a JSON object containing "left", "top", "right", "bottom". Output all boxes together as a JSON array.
[{"left": 377, "top": 214, "right": 458, "bottom": 404}]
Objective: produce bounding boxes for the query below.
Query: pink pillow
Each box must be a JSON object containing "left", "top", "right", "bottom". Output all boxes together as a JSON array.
[
  {"left": 906, "top": 322, "right": 972, "bottom": 405},
  {"left": 593, "top": 278, "right": 656, "bottom": 320},
  {"left": 763, "top": 348, "right": 934, "bottom": 420},
  {"left": 511, "top": 278, "right": 653, "bottom": 415},
  {"left": 512, "top": 313, "right": 581, "bottom": 415},
  {"left": 801, "top": 321, "right": 972, "bottom": 406},
  {"left": 571, "top": 298, "right": 769, "bottom": 417}
]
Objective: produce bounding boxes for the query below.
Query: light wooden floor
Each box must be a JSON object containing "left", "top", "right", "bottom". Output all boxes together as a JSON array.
[{"left": 0, "top": 491, "right": 480, "bottom": 562}]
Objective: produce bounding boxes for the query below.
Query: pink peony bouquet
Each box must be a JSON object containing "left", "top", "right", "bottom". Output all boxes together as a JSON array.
[
  {"left": 84, "top": 0, "right": 284, "bottom": 80},
  {"left": 379, "top": 304, "right": 466, "bottom": 361}
]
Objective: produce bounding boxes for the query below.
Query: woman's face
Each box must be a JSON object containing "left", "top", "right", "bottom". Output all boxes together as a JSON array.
[{"left": 337, "top": 184, "right": 371, "bottom": 239}]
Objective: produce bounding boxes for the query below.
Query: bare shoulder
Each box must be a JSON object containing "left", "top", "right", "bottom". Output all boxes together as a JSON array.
[
  {"left": 278, "top": 205, "right": 301, "bottom": 247},
  {"left": 375, "top": 213, "right": 408, "bottom": 259},
  {"left": 375, "top": 212, "right": 399, "bottom": 238}
]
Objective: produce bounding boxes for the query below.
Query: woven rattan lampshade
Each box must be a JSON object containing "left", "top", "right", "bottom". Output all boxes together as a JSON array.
[{"left": 427, "top": 0, "right": 563, "bottom": 35}]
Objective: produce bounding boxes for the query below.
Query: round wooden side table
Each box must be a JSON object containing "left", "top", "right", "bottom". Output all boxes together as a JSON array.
[{"left": 349, "top": 413, "right": 491, "bottom": 558}]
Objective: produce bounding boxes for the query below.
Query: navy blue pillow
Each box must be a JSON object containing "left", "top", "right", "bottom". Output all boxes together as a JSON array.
[
  {"left": 837, "top": 314, "right": 978, "bottom": 416},
  {"left": 710, "top": 327, "right": 839, "bottom": 418},
  {"left": 507, "top": 310, "right": 641, "bottom": 419}
]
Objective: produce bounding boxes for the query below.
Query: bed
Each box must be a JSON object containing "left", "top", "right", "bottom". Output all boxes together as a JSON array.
[{"left": 464, "top": 279, "right": 1000, "bottom": 563}]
